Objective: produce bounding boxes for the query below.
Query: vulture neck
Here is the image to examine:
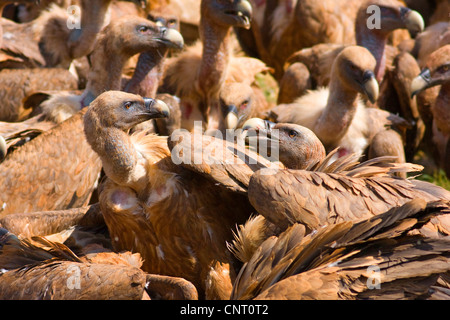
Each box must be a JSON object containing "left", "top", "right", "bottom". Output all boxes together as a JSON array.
[
  {"left": 125, "top": 49, "right": 167, "bottom": 97},
  {"left": 315, "top": 72, "right": 359, "bottom": 147},
  {"left": 83, "top": 45, "right": 128, "bottom": 106},
  {"left": 356, "top": 31, "right": 387, "bottom": 83},
  {"left": 197, "top": 17, "right": 232, "bottom": 98},
  {"left": 197, "top": 17, "right": 233, "bottom": 132},
  {"left": 84, "top": 118, "right": 142, "bottom": 191},
  {"left": 67, "top": 0, "right": 111, "bottom": 60}
]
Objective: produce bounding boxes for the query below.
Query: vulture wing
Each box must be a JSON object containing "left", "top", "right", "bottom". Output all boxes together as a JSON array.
[
  {"left": 231, "top": 199, "right": 450, "bottom": 300},
  {"left": 168, "top": 130, "right": 284, "bottom": 193}
]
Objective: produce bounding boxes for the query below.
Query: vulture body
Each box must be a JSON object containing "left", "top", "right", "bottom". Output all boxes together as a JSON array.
[
  {"left": 276, "top": 0, "right": 425, "bottom": 160},
  {"left": 231, "top": 199, "right": 450, "bottom": 300},
  {"left": 411, "top": 45, "right": 450, "bottom": 178},
  {"left": 84, "top": 91, "right": 285, "bottom": 300},
  {"left": 0, "top": 17, "right": 183, "bottom": 216}
]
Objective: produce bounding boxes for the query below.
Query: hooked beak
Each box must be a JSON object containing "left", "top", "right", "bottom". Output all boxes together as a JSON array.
[
  {"left": 225, "top": 105, "right": 239, "bottom": 129},
  {"left": 361, "top": 70, "right": 379, "bottom": 104},
  {"left": 229, "top": 0, "right": 253, "bottom": 30},
  {"left": 0, "top": 135, "right": 6, "bottom": 162},
  {"left": 400, "top": 7, "right": 425, "bottom": 36},
  {"left": 411, "top": 68, "right": 431, "bottom": 97},
  {"left": 144, "top": 98, "right": 170, "bottom": 119},
  {"left": 157, "top": 27, "right": 184, "bottom": 50}
]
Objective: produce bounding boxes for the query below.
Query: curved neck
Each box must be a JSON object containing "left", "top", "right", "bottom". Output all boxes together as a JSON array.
[
  {"left": 84, "top": 38, "right": 128, "bottom": 99},
  {"left": 197, "top": 17, "right": 232, "bottom": 99},
  {"left": 84, "top": 117, "right": 140, "bottom": 189},
  {"left": 125, "top": 49, "right": 167, "bottom": 97},
  {"left": 67, "top": 0, "right": 111, "bottom": 60},
  {"left": 314, "top": 73, "right": 359, "bottom": 146}
]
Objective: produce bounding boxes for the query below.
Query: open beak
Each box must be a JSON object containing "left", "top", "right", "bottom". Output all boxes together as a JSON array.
[
  {"left": 361, "top": 70, "right": 379, "bottom": 104},
  {"left": 400, "top": 7, "right": 425, "bottom": 36},
  {"left": 158, "top": 27, "right": 184, "bottom": 50},
  {"left": 411, "top": 68, "right": 431, "bottom": 97},
  {"left": 144, "top": 98, "right": 170, "bottom": 119}
]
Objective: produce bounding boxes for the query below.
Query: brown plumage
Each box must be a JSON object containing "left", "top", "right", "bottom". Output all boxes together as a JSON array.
[
  {"left": 236, "top": 0, "right": 422, "bottom": 79},
  {"left": 230, "top": 199, "right": 450, "bottom": 300},
  {"left": 0, "top": 227, "right": 198, "bottom": 300},
  {"left": 278, "top": 0, "right": 424, "bottom": 102},
  {"left": 0, "top": 204, "right": 104, "bottom": 238},
  {"left": 411, "top": 44, "right": 450, "bottom": 178},
  {"left": 0, "top": 68, "right": 78, "bottom": 122},
  {"left": 160, "top": 0, "right": 271, "bottom": 133},
  {"left": 0, "top": 0, "right": 114, "bottom": 69},
  {"left": 247, "top": 151, "right": 450, "bottom": 235},
  {"left": 0, "top": 108, "right": 102, "bottom": 217},
  {"left": 84, "top": 91, "right": 286, "bottom": 299},
  {"left": 0, "top": 19, "right": 184, "bottom": 217},
  {"left": 267, "top": 46, "right": 408, "bottom": 163}
]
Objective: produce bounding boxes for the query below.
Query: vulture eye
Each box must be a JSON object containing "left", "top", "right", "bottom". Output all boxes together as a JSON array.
[
  {"left": 167, "top": 19, "right": 177, "bottom": 27},
  {"left": 124, "top": 102, "right": 133, "bottom": 109},
  {"left": 138, "top": 26, "right": 150, "bottom": 33},
  {"left": 241, "top": 100, "right": 249, "bottom": 109},
  {"left": 288, "top": 130, "right": 298, "bottom": 138},
  {"left": 438, "top": 64, "right": 449, "bottom": 73}
]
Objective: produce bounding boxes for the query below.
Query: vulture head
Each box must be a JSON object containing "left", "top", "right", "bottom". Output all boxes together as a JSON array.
[
  {"left": 107, "top": 16, "right": 184, "bottom": 56},
  {"left": 84, "top": 91, "right": 170, "bottom": 132},
  {"left": 358, "top": 0, "right": 424, "bottom": 36},
  {"left": 202, "top": 0, "right": 253, "bottom": 30},
  {"left": 333, "top": 46, "right": 379, "bottom": 103},
  {"left": 243, "top": 118, "right": 326, "bottom": 170},
  {"left": 411, "top": 45, "right": 450, "bottom": 97},
  {"left": 220, "top": 82, "right": 254, "bottom": 130}
]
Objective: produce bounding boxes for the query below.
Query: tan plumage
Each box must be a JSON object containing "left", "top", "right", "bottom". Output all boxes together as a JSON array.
[{"left": 230, "top": 199, "right": 450, "bottom": 300}]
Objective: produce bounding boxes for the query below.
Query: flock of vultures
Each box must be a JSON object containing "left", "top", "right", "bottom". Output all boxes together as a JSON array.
[{"left": 0, "top": 0, "right": 449, "bottom": 300}]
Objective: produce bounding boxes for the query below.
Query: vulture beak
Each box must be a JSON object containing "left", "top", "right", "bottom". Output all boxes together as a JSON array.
[
  {"left": 225, "top": 104, "right": 239, "bottom": 129},
  {"left": 411, "top": 68, "right": 431, "bottom": 97},
  {"left": 242, "top": 118, "right": 277, "bottom": 151},
  {"left": 361, "top": 70, "right": 379, "bottom": 104},
  {"left": 400, "top": 8, "right": 425, "bottom": 36},
  {"left": 158, "top": 27, "right": 184, "bottom": 50},
  {"left": 242, "top": 118, "right": 275, "bottom": 133},
  {"left": 143, "top": 98, "right": 170, "bottom": 119},
  {"left": 234, "top": 0, "right": 253, "bottom": 29},
  {"left": 0, "top": 135, "right": 6, "bottom": 162}
]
